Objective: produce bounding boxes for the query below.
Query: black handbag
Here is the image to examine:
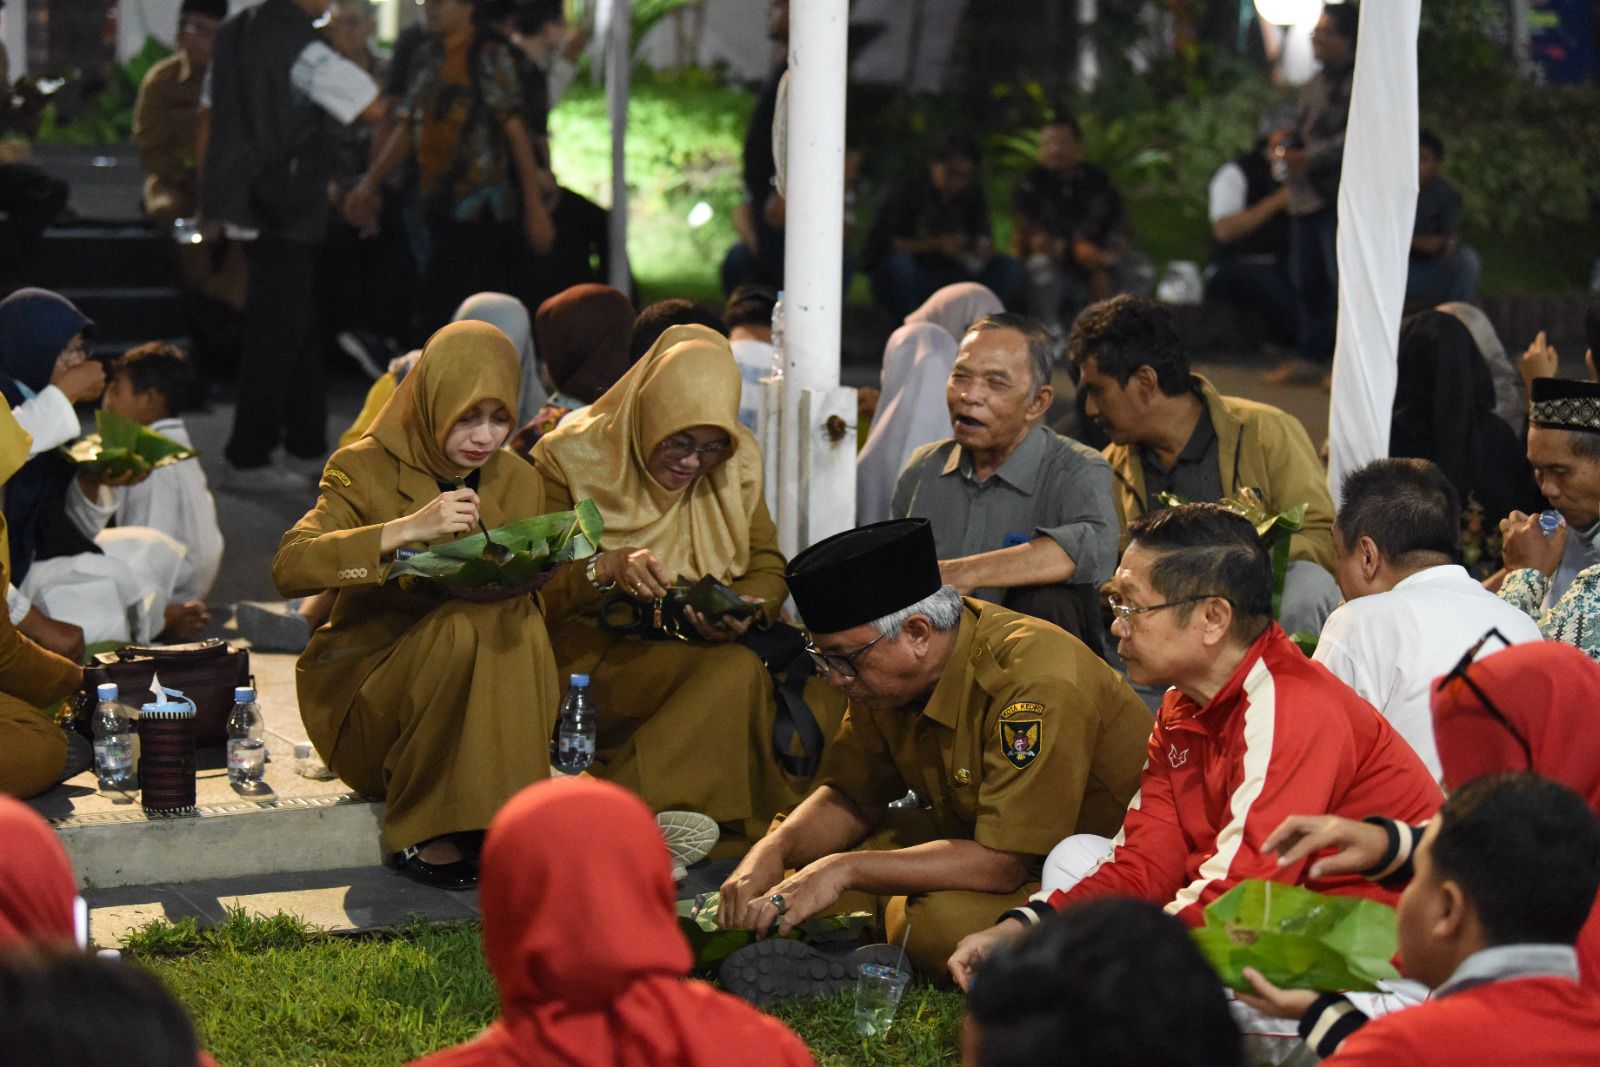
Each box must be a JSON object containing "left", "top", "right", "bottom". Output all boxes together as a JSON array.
[
  {"left": 597, "top": 585, "right": 825, "bottom": 778},
  {"left": 77, "top": 639, "right": 252, "bottom": 747}
]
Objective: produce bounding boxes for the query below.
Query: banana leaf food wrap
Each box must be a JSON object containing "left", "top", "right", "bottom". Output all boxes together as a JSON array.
[
  {"left": 387, "top": 500, "right": 603, "bottom": 601},
  {"left": 1192, "top": 879, "right": 1402, "bottom": 994},
  {"left": 64, "top": 409, "right": 197, "bottom": 478},
  {"left": 672, "top": 574, "right": 764, "bottom": 620},
  {"left": 677, "top": 891, "right": 871, "bottom": 967}
]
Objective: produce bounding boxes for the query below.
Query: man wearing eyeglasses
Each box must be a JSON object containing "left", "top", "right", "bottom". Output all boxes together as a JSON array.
[
  {"left": 714, "top": 518, "right": 1150, "bottom": 979},
  {"left": 948, "top": 504, "right": 1441, "bottom": 990}
]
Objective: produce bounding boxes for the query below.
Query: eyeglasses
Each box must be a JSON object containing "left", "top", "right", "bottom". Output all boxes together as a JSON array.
[
  {"left": 657, "top": 437, "right": 731, "bottom": 461},
  {"left": 1104, "top": 593, "right": 1223, "bottom": 625},
  {"left": 1436, "top": 627, "right": 1531, "bottom": 765},
  {"left": 804, "top": 632, "right": 886, "bottom": 679}
]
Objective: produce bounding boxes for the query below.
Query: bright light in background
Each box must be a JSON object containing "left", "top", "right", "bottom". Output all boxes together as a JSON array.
[
  {"left": 687, "top": 201, "right": 714, "bottom": 228},
  {"left": 1253, "top": 0, "right": 1325, "bottom": 27}
]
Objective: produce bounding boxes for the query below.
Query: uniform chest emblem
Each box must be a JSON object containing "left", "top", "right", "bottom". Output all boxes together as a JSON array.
[
  {"left": 999, "top": 702, "right": 1044, "bottom": 770},
  {"left": 1168, "top": 743, "right": 1189, "bottom": 768}
]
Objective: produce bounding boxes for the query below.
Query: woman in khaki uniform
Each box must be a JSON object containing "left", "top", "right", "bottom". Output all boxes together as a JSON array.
[
  {"left": 531, "top": 324, "right": 843, "bottom": 837},
  {"left": 274, "top": 321, "right": 559, "bottom": 890}
]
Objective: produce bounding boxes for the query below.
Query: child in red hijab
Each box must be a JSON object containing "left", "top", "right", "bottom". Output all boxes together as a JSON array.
[{"left": 410, "top": 778, "right": 814, "bottom": 1067}]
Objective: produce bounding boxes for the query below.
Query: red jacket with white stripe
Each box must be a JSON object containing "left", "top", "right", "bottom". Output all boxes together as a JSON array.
[{"left": 1046, "top": 624, "right": 1443, "bottom": 924}]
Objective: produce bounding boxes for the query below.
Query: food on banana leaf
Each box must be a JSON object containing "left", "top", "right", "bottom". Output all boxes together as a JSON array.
[
  {"left": 672, "top": 574, "right": 763, "bottom": 619},
  {"left": 1192, "top": 879, "right": 1401, "bottom": 993},
  {"left": 386, "top": 500, "right": 603, "bottom": 597},
  {"left": 64, "top": 409, "right": 196, "bottom": 478}
]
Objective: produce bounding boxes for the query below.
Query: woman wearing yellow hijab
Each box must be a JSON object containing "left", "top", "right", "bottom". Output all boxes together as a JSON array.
[
  {"left": 532, "top": 325, "right": 845, "bottom": 836},
  {"left": 274, "top": 321, "right": 559, "bottom": 890},
  {"left": 0, "top": 402, "right": 84, "bottom": 800}
]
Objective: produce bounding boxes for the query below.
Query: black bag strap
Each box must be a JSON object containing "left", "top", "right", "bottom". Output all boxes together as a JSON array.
[{"left": 770, "top": 658, "right": 824, "bottom": 779}]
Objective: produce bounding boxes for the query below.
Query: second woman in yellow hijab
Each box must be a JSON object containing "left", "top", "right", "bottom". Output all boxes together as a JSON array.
[{"left": 532, "top": 325, "right": 845, "bottom": 836}]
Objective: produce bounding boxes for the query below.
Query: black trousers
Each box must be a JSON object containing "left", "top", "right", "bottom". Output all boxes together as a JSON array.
[{"left": 225, "top": 235, "right": 326, "bottom": 468}]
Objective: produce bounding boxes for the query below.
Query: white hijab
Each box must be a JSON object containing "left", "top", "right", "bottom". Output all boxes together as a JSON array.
[
  {"left": 855, "top": 323, "right": 959, "bottom": 525},
  {"left": 903, "top": 282, "right": 1004, "bottom": 343}
]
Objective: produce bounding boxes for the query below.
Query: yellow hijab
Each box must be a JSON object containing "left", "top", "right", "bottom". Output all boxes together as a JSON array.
[
  {"left": 532, "top": 325, "right": 761, "bottom": 582},
  {"left": 0, "top": 401, "right": 31, "bottom": 578},
  {"left": 366, "top": 319, "right": 521, "bottom": 483}
]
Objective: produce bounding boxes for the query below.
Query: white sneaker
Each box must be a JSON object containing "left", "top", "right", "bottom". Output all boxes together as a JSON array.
[
  {"left": 233, "top": 600, "right": 313, "bottom": 652},
  {"left": 217, "top": 461, "right": 315, "bottom": 494},
  {"left": 657, "top": 810, "right": 719, "bottom": 881}
]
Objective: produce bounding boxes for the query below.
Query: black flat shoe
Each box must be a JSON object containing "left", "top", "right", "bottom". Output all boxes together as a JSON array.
[{"left": 388, "top": 846, "right": 478, "bottom": 891}]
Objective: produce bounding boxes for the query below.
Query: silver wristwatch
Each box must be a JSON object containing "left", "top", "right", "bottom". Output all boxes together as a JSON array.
[{"left": 586, "top": 555, "right": 615, "bottom": 592}]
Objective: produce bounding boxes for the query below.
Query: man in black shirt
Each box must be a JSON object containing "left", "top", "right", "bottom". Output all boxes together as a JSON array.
[
  {"left": 721, "top": 0, "right": 789, "bottom": 293},
  {"left": 1011, "top": 116, "right": 1147, "bottom": 332},
  {"left": 864, "top": 132, "right": 1021, "bottom": 320},
  {"left": 1406, "top": 129, "right": 1480, "bottom": 308}
]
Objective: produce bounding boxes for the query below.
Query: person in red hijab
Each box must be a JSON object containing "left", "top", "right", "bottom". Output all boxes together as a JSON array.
[
  {"left": 0, "top": 794, "right": 79, "bottom": 948},
  {"left": 409, "top": 778, "right": 814, "bottom": 1067}
]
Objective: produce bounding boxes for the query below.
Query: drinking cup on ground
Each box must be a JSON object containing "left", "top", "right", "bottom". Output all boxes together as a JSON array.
[{"left": 853, "top": 962, "right": 911, "bottom": 1038}]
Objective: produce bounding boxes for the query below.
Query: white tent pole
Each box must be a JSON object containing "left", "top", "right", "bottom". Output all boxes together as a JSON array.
[
  {"left": 1325, "top": 1, "right": 1421, "bottom": 505},
  {"left": 777, "top": 0, "right": 854, "bottom": 555},
  {"left": 605, "top": 0, "right": 631, "bottom": 291}
]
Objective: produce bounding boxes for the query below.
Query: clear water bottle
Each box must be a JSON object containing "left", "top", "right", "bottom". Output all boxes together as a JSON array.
[
  {"left": 92, "top": 683, "right": 136, "bottom": 793},
  {"left": 553, "top": 673, "right": 596, "bottom": 774},
  {"left": 226, "top": 685, "right": 267, "bottom": 789},
  {"left": 768, "top": 289, "right": 785, "bottom": 383}
]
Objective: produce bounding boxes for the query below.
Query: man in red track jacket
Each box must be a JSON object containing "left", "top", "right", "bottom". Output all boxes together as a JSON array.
[{"left": 950, "top": 504, "right": 1442, "bottom": 988}]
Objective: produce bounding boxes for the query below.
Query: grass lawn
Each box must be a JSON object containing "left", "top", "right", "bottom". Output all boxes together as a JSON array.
[{"left": 123, "top": 912, "right": 964, "bottom": 1067}]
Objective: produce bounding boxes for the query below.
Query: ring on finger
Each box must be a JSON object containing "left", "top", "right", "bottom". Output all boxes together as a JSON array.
[{"left": 769, "top": 893, "right": 787, "bottom": 916}]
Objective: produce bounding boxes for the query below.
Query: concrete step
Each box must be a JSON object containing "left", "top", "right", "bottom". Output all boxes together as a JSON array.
[{"left": 28, "top": 652, "right": 390, "bottom": 891}]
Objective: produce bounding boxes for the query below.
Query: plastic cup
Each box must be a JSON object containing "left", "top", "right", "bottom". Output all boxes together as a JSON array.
[{"left": 853, "top": 962, "right": 911, "bottom": 1038}]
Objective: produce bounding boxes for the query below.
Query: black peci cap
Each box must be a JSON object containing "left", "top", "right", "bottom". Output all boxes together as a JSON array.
[
  {"left": 1529, "top": 377, "right": 1600, "bottom": 435},
  {"left": 785, "top": 519, "right": 943, "bottom": 635}
]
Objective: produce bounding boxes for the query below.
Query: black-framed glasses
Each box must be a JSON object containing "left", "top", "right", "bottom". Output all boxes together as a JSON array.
[
  {"left": 657, "top": 436, "right": 731, "bottom": 462},
  {"left": 1436, "top": 627, "right": 1532, "bottom": 765},
  {"left": 804, "top": 632, "right": 886, "bottom": 679},
  {"left": 1104, "top": 593, "right": 1225, "bottom": 625}
]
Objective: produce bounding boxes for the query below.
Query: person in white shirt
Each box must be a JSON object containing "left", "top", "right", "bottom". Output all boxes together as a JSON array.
[
  {"left": 1316, "top": 458, "right": 1542, "bottom": 778},
  {"left": 101, "top": 343, "right": 223, "bottom": 605}
]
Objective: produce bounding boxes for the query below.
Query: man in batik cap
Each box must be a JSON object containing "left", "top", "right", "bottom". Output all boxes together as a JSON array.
[
  {"left": 715, "top": 518, "right": 1150, "bottom": 979},
  {"left": 1497, "top": 377, "right": 1600, "bottom": 615}
]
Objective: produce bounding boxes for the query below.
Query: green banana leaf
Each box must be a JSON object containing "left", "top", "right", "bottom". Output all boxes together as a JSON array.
[
  {"left": 386, "top": 500, "right": 603, "bottom": 592},
  {"left": 676, "top": 892, "right": 873, "bottom": 967},
  {"left": 63, "top": 409, "right": 197, "bottom": 477},
  {"left": 673, "top": 574, "right": 764, "bottom": 619},
  {"left": 1192, "top": 880, "right": 1401, "bottom": 994}
]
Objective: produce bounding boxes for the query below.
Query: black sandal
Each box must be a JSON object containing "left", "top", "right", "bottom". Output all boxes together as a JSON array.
[{"left": 388, "top": 844, "right": 477, "bottom": 891}]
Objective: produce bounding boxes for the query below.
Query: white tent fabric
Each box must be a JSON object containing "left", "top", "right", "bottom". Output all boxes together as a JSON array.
[{"left": 1325, "top": 0, "right": 1422, "bottom": 506}]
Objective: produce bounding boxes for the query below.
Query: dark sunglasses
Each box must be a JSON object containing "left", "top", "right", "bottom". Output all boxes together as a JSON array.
[{"left": 1436, "top": 627, "right": 1532, "bottom": 765}]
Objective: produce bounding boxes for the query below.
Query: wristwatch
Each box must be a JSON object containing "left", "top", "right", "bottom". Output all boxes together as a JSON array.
[{"left": 586, "top": 555, "right": 616, "bottom": 592}]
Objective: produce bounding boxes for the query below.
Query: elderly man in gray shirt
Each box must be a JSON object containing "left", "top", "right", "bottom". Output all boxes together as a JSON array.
[{"left": 892, "top": 312, "right": 1119, "bottom": 654}]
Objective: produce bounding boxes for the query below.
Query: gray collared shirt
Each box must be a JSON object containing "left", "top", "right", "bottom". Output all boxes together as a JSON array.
[
  {"left": 891, "top": 423, "right": 1120, "bottom": 604},
  {"left": 1139, "top": 407, "right": 1223, "bottom": 508}
]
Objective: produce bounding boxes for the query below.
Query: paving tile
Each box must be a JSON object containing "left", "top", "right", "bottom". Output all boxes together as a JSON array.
[
  {"left": 198, "top": 866, "right": 480, "bottom": 931},
  {"left": 85, "top": 884, "right": 226, "bottom": 948}
]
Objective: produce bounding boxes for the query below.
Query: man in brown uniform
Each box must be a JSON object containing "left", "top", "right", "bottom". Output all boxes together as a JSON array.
[
  {"left": 717, "top": 518, "right": 1150, "bottom": 977},
  {"left": 132, "top": 0, "right": 246, "bottom": 311}
]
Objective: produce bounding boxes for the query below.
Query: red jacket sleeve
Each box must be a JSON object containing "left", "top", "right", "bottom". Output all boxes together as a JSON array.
[
  {"left": 1158, "top": 681, "right": 1363, "bottom": 925},
  {"left": 1047, "top": 726, "right": 1189, "bottom": 911}
]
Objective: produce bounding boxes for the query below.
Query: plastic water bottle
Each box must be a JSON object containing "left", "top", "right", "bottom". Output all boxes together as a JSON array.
[
  {"left": 226, "top": 686, "right": 267, "bottom": 789},
  {"left": 553, "top": 674, "right": 596, "bottom": 774},
  {"left": 1539, "top": 509, "right": 1564, "bottom": 537},
  {"left": 768, "top": 290, "right": 786, "bottom": 383},
  {"left": 92, "top": 683, "right": 136, "bottom": 792}
]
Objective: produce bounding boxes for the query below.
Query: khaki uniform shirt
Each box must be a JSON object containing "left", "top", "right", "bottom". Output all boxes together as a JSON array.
[
  {"left": 134, "top": 51, "right": 203, "bottom": 222},
  {"left": 1102, "top": 375, "right": 1336, "bottom": 571},
  {"left": 823, "top": 598, "right": 1151, "bottom": 858}
]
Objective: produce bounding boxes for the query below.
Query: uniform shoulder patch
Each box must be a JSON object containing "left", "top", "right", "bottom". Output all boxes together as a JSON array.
[
  {"left": 322, "top": 466, "right": 352, "bottom": 487},
  {"left": 998, "top": 701, "right": 1044, "bottom": 769}
]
